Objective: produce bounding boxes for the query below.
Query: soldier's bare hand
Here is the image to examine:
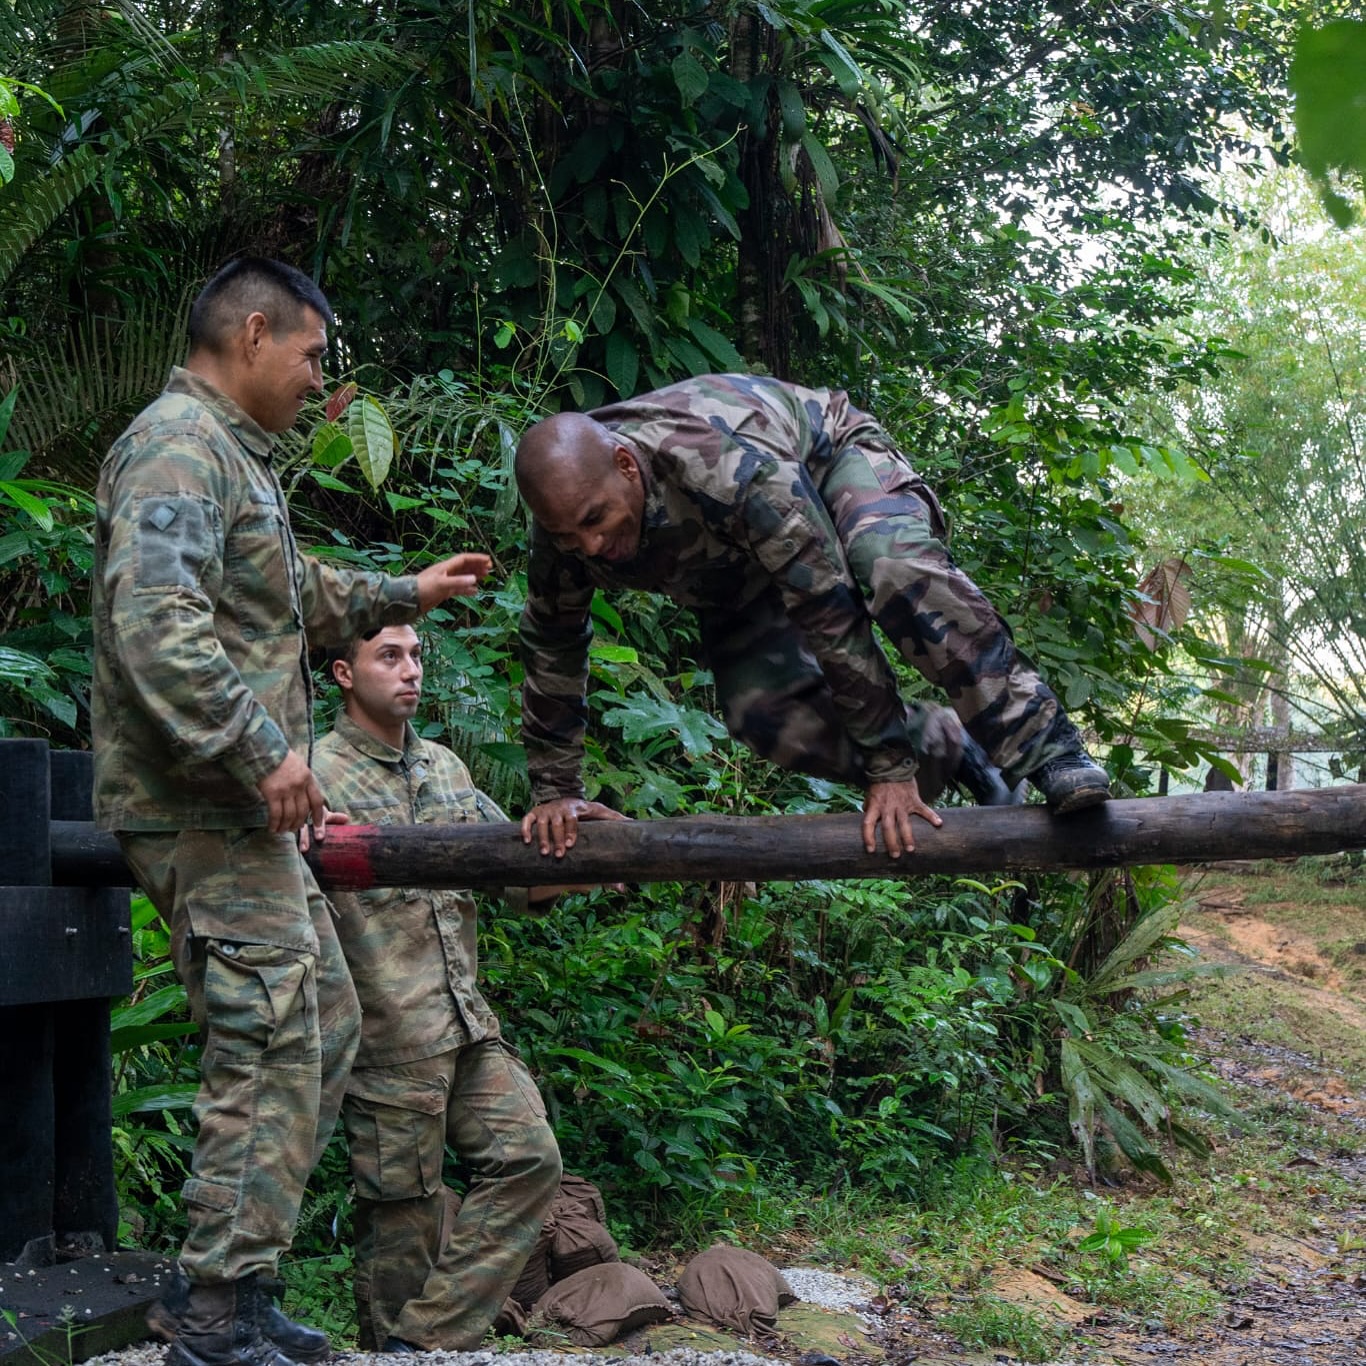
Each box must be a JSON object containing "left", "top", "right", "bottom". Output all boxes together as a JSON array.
[
  {"left": 863, "top": 778, "right": 942, "bottom": 858},
  {"left": 258, "top": 750, "right": 327, "bottom": 837},
  {"left": 416, "top": 553, "right": 493, "bottom": 612},
  {"left": 520, "top": 797, "right": 629, "bottom": 859},
  {"left": 299, "top": 808, "right": 350, "bottom": 853}
]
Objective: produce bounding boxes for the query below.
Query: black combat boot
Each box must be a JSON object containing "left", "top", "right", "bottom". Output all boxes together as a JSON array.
[
  {"left": 1024, "top": 714, "right": 1111, "bottom": 814},
  {"left": 149, "top": 1269, "right": 330, "bottom": 1364},
  {"left": 160, "top": 1275, "right": 308, "bottom": 1366},
  {"left": 954, "top": 732, "right": 1024, "bottom": 807}
]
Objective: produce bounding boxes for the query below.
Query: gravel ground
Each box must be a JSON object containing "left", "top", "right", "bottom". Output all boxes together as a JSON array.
[
  {"left": 81, "top": 1268, "right": 875, "bottom": 1366},
  {"left": 86, "top": 1348, "right": 793, "bottom": 1366}
]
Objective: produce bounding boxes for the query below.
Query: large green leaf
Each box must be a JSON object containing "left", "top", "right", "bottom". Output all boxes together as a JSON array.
[
  {"left": 113, "top": 1082, "right": 198, "bottom": 1117},
  {"left": 347, "top": 396, "right": 396, "bottom": 490},
  {"left": 0, "top": 480, "right": 54, "bottom": 530}
]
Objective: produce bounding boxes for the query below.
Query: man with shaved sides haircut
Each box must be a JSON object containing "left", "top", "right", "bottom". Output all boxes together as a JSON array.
[
  {"left": 93, "top": 256, "right": 492, "bottom": 1366},
  {"left": 514, "top": 373, "right": 1110, "bottom": 862}
]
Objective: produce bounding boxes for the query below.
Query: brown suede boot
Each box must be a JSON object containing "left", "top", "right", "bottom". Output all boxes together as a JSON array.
[
  {"left": 149, "top": 1269, "right": 329, "bottom": 1364},
  {"left": 163, "top": 1275, "right": 305, "bottom": 1366}
]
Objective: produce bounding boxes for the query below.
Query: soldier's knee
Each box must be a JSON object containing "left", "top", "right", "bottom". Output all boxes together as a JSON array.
[
  {"left": 511, "top": 1125, "right": 562, "bottom": 1224},
  {"left": 529, "top": 1127, "right": 563, "bottom": 1192}
]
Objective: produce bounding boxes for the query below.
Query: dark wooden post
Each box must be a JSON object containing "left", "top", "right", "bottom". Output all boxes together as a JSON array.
[{"left": 0, "top": 741, "right": 131, "bottom": 1267}]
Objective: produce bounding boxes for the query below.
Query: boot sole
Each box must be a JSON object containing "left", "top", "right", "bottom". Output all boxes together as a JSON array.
[{"left": 1048, "top": 785, "right": 1112, "bottom": 815}]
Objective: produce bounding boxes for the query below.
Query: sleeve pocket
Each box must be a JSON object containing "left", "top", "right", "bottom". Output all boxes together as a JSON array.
[{"left": 134, "top": 494, "right": 214, "bottom": 591}]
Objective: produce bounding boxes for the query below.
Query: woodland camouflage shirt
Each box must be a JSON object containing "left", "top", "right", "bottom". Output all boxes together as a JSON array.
[
  {"left": 520, "top": 372, "right": 927, "bottom": 801},
  {"left": 313, "top": 712, "right": 530, "bottom": 1068},
  {"left": 92, "top": 368, "right": 421, "bottom": 830}
]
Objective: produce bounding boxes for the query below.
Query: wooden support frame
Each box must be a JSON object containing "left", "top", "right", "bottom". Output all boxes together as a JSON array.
[{"left": 0, "top": 741, "right": 129, "bottom": 1268}]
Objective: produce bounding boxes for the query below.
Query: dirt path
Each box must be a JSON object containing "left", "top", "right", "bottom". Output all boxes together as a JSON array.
[
  {"left": 835, "top": 863, "right": 1366, "bottom": 1366},
  {"left": 876, "top": 862, "right": 1366, "bottom": 1365}
]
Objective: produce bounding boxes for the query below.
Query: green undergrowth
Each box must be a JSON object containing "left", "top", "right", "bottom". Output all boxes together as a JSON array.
[
  {"left": 274, "top": 1090, "right": 1363, "bottom": 1359},
  {"left": 272, "top": 854, "right": 1366, "bottom": 1360}
]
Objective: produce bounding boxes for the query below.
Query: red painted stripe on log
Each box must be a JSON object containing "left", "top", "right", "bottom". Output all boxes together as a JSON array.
[{"left": 310, "top": 824, "right": 380, "bottom": 891}]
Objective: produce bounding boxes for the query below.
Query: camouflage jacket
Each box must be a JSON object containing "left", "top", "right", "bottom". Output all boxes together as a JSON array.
[
  {"left": 92, "top": 368, "right": 421, "bottom": 831},
  {"left": 520, "top": 373, "right": 928, "bottom": 802},
  {"left": 313, "top": 711, "right": 530, "bottom": 1067}
]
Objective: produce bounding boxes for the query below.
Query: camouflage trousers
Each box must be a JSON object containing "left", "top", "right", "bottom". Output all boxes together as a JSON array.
[
  {"left": 118, "top": 828, "right": 360, "bottom": 1284},
  {"left": 343, "top": 1041, "right": 562, "bottom": 1351},
  {"left": 702, "top": 437, "right": 1064, "bottom": 792}
]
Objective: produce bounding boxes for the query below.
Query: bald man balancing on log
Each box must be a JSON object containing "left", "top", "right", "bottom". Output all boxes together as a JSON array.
[{"left": 514, "top": 373, "right": 1110, "bottom": 861}]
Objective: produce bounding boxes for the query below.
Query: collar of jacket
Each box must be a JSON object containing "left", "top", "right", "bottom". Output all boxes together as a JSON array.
[
  {"left": 165, "top": 366, "right": 275, "bottom": 461},
  {"left": 629, "top": 437, "right": 670, "bottom": 534},
  {"left": 333, "top": 709, "right": 424, "bottom": 767}
]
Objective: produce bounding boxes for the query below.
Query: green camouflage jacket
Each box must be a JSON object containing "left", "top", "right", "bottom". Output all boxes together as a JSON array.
[
  {"left": 314, "top": 711, "right": 530, "bottom": 1067},
  {"left": 520, "top": 373, "right": 926, "bottom": 802},
  {"left": 92, "top": 368, "right": 421, "bottom": 831}
]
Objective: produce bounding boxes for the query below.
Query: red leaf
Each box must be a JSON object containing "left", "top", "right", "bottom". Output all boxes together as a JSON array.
[{"left": 325, "top": 382, "right": 358, "bottom": 422}]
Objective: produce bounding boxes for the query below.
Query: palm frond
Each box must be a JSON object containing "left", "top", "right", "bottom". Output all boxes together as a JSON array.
[
  {"left": 9, "top": 287, "right": 194, "bottom": 477},
  {"left": 1, "top": 38, "right": 416, "bottom": 293},
  {"left": 0, "top": 77, "right": 201, "bottom": 290},
  {"left": 231, "top": 41, "right": 416, "bottom": 104}
]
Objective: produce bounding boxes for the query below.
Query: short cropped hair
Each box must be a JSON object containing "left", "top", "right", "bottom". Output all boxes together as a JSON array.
[
  {"left": 324, "top": 626, "right": 384, "bottom": 679},
  {"left": 188, "top": 257, "right": 334, "bottom": 354}
]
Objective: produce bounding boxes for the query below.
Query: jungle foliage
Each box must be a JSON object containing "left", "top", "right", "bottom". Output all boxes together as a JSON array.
[{"left": 0, "top": 0, "right": 1352, "bottom": 1259}]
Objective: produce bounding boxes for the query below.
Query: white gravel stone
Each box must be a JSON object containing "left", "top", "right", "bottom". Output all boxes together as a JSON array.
[
  {"left": 85, "top": 1338, "right": 791, "bottom": 1366},
  {"left": 777, "top": 1267, "right": 878, "bottom": 1313}
]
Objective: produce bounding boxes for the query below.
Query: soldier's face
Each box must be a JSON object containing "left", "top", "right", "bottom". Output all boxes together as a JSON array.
[
  {"left": 241, "top": 307, "right": 328, "bottom": 432},
  {"left": 539, "top": 444, "right": 645, "bottom": 563},
  {"left": 337, "top": 625, "right": 424, "bottom": 740}
]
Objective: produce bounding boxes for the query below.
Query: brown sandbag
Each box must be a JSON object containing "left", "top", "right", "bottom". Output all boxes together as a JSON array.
[
  {"left": 530, "top": 1262, "right": 672, "bottom": 1347},
  {"left": 676, "top": 1243, "right": 798, "bottom": 1336},
  {"left": 513, "top": 1171, "right": 618, "bottom": 1308},
  {"left": 556, "top": 1172, "right": 607, "bottom": 1223},
  {"left": 491, "top": 1295, "right": 528, "bottom": 1339},
  {"left": 548, "top": 1191, "right": 619, "bottom": 1281}
]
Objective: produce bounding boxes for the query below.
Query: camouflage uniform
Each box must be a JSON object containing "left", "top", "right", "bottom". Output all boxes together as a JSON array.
[
  {"left": 521, "top": 373, "right": 1065, "bottom": 803},
  {"left": 313, "top": 713, "right": 561, "bottom": 1351},
  {"left": 91, "top": 368, "right": 423, "bottom": 1285}
]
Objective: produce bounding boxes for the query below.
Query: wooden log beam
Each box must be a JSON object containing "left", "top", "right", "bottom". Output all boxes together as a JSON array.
[{"left": 49, "top": 785, "right": 1366, "bottom": 889}]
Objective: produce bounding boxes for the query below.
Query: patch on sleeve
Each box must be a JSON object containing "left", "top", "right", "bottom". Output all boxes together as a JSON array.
[{"left": 134, "top": 494, "right": 213, "bottom": 591}]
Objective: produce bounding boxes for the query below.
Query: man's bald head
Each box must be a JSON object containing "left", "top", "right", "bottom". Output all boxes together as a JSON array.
[
  {"left": 514, "top": 412, "right": 646, "bottom": 563},
  {"left": 514, "top": 412, "right": 621, "bottom": 516}
]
